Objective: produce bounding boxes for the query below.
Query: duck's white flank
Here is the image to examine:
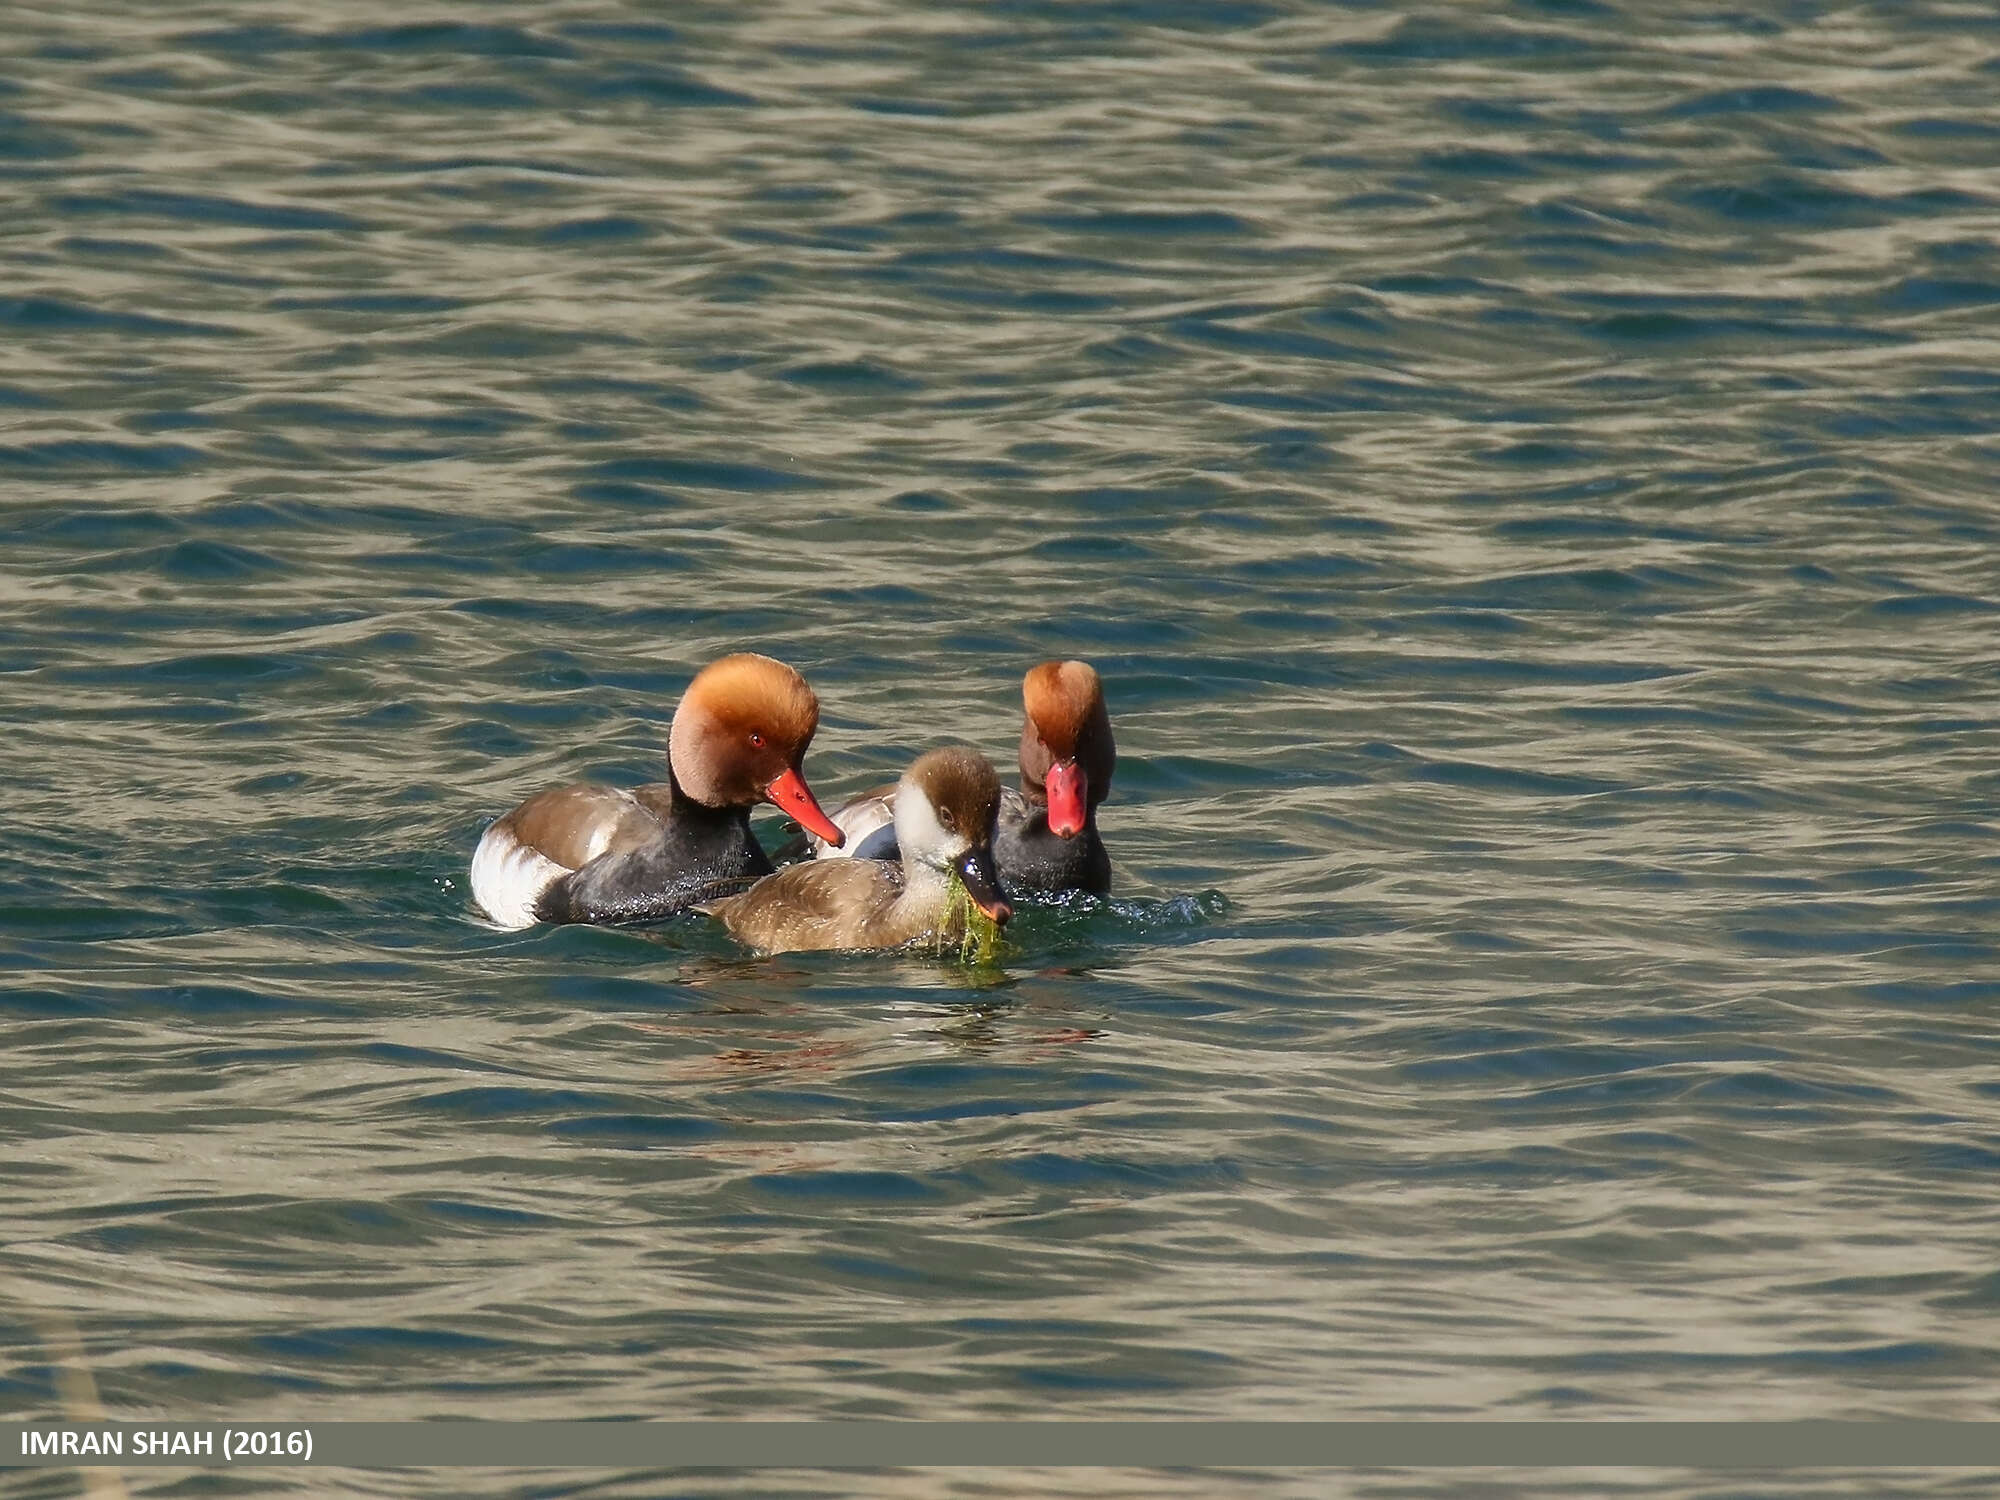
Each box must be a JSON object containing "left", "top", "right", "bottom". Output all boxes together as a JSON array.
[{"left": 469, "top": 822, "right": 569, "bottom": 929}]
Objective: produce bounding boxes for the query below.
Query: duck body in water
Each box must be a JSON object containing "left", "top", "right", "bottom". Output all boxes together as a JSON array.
[
  {"left": 470, "top": 653, "right": 844, "bottom": 928},
  {"left": 706, "top": 746, "right": 1011, "bottom": 954}
]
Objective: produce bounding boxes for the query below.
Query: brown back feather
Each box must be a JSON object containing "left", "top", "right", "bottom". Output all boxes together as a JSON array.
[
  {"left": 709, "top": 858, "right": 913, "bottom": 952},
  {"left": 500, "top": 784, "right": 660, "bottom": 869}
]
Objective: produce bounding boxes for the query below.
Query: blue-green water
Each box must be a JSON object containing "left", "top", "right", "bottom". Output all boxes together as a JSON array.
[{"left": 4, "top": 2, "right": 1999, "bottom": 1496}]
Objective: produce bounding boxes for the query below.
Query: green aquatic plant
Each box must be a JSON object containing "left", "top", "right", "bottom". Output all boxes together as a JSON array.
[{"left": 936, "top": 873, "right": 1005, "bottom": 966}]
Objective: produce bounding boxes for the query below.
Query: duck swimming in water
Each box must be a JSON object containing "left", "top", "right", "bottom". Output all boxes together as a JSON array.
[
  {"left": 811, "top": 659, "right": 1114, "bottom": 896},
  {"left": 994, "top": 659, "right": 1114, "bottom": 896},
  {"left": 705, "top": 745, "right": 1011, "bottom": 954},
  {"left": 469, "top": 652, "right": 844, "bottom": 928}
]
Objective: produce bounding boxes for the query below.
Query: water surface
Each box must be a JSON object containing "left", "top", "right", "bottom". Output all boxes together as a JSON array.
[{"left": 3, "top": 2, "right": 1999, "bottom": 1496}]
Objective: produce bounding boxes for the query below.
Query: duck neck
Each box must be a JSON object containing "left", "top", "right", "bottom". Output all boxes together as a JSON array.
[
  {"left": 662, "top": 766, "right": 758, "bottom": 848},
  {"left": 895, "top": 856, "right": 955, "bottom": 915},
  {"left": 667, "top": 765, "right": 717, "bottom": 813}
]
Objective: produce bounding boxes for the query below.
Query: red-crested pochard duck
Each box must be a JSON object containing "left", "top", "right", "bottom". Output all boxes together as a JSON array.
[
  {"left": 470, "top": 652, "right": 844, "bottom": 928},
  {"left": 705, "top": 746, "right": 1011, "bottom": 954},
  {"left": 811, "top": 659, "right": 1114, "bottom": 896},
  {"left": 995, "top": 659, "right": 1114, "bottom": 895}
]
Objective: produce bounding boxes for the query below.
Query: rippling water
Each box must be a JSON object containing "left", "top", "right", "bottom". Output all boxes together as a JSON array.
[{"left": 5, "top": 1, "right": 2000, "bottom": 1494}]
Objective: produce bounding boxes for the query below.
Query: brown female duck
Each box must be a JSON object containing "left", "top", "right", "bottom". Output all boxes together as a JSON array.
[{"left": 706, "top": 745, "right": 1011, "bottom": 954}]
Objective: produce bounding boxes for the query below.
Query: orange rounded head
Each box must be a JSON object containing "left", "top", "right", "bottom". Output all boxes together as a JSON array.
[
  {"left": 1018, "top": 660, "right": 1114, "bottom": 839},
  {"left": 668, "top": 653, "right": 844, "bottom": 845}
]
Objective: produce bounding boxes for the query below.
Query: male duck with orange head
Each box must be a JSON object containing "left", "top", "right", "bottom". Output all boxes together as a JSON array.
[
  {"left": 470, "top": 652, "right": 844, "bottom": 927},
  {"left": 993, "top": 659, "right": 1114, "bottom": 895}
]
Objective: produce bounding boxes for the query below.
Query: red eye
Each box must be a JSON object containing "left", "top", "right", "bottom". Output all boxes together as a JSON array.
[{"left": 749, "top": 732, "right": 766, "bottom": 749}]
